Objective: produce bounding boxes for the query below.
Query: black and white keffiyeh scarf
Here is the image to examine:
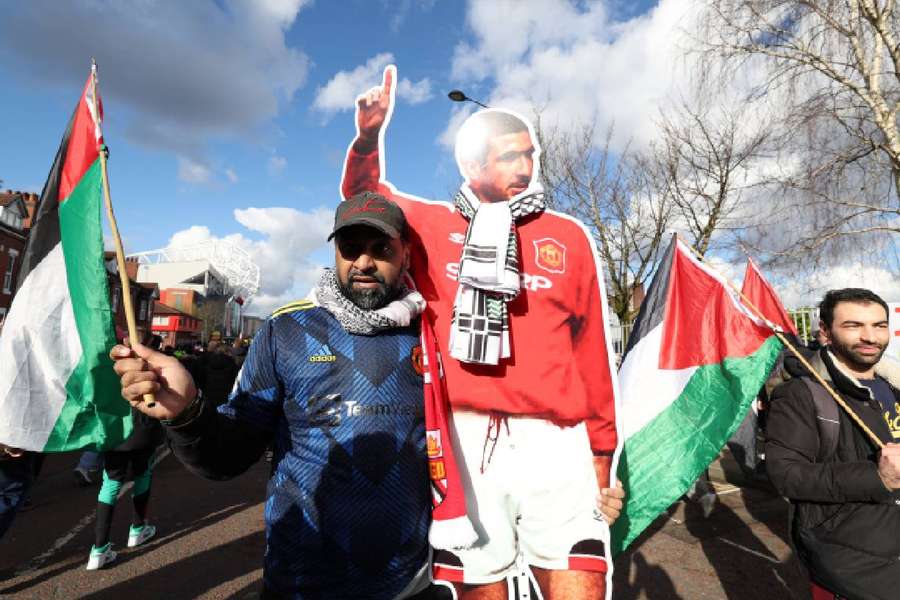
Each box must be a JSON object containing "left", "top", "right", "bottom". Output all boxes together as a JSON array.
[
  {"left": 449, "top": 185, "right": 545, "bottom": 364},
  {"left": 311, "top": 269, "right": 425, "bottom": 335}
]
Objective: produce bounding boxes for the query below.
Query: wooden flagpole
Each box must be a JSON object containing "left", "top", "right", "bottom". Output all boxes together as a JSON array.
[
  {"left": 678, "top": 236, "right": 884, "bottom": 449},
  {"left": 90, "top": 59, "right": 156, "bottom": 408}
]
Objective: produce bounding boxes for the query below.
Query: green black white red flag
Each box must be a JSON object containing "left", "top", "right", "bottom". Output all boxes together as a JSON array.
[
  {"left": 611, "top": 237, "right": 782, "bottom": 554},
  {"left": 741, "top": 256, "right": 798, "bottom": 337},
  {"left": 0, "top": 65, "right": 131, "bottom": 452}
]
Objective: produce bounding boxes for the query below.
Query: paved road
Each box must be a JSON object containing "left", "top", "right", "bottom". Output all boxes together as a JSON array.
[
  {"left": 613, "top": 462, "right": 809, "bottom": 599},
  {"left": 0, "top": 450, "right": 811, "bottom": 599}
]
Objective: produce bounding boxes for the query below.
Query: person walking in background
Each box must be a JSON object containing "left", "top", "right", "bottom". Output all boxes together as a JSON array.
[
  {"left": 86, "top": 403, "right": 163, "bottom": 570},
  {"left": 192, "top": 340, "right": 240, "bottom": 407},
  {"left": 73, "top": 450, "right": 103, "bottom": 486},
  {"left": 0, "top": 447, "right": 44, "bottom": 540},
  {"left": 231, "top": 337, "right": 249, "bottom": 370}
]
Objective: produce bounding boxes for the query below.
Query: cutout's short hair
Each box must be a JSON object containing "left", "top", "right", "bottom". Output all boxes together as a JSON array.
[
  {"left": 818, "top": 288, "right": 888, "bottom": 328},
  {"left": 455, "top": 109, "right": 530, "bottom": 166}
]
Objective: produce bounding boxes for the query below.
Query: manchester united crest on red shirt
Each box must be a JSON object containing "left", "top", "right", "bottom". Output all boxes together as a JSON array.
[
  {"left": 533, "top": 238, "right": 566, "bottom": 274},
  {"left": 410, "top": 345, "right": 425, "bottom": 376}
]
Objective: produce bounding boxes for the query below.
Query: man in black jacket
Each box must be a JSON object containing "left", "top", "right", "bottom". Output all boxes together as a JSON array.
[{"left": 766, "top": 288, "right": 900, "bottom": 600}]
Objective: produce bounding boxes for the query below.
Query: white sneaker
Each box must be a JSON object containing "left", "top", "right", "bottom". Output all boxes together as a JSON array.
[
  {"left": 127, "top": 524, "right": 156, "bottom": 548},
  {"left": 86, "top": 544, "right": 117, "bottom": 570}
]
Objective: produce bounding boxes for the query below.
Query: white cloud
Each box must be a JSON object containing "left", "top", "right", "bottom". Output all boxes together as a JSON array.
[
  {"left": 438, "top": 104, "right": 476, "bottom": 152},
  {"left": 683, "top": 255, "right": 900, "bottom": 313},
  {"left": 447, "top": 0, "right": 699, "bottom": 151},
  {"left": 312, "top": 53, "right": 434, "bottom": 121},
  {"left": 168, "top": 225, "right": 217, "bottom": 248},
  {"left": 776, "top": 264, "right": 900, "bottom": 308},
  {"left": 451, "top": 0, "right": 611, "bottom": 82},
  {"left": 178, "top": 158, "right": 213, "bottom": 184},
  {"left": 313, "top": 53, "right": 394, "bottom": 117},
  {"left": 447, "top": 0, "right": 844, "bottom": 268},
  {"left": 166, "top": 205, "right": 334, "bottom": 316},
  {"left": 428, "top": 0, "right": 900, "bottom": 319},
  {"left": 268, "top": 155, "right": 288, "bottom": 175},
  {"left": 256, "top": 0, "right": 312, "bottom": 27},
  {"left": 0, "top": 1, "right": 311, "bottom": 168},
  {"left": 397, "top": 77, "right": 433, "bottom": 105},
  {"left": 248, "top": 267, "right": 324, "bottom": 315},
  {"left": 660, "top": 251, "right": 899, "bottom": 315},
  {"left": 178, "top": 159, "right": 245, "bottom": 187},
  {"left": 384, "top": 0, "right": 438, "bottom": 32}
]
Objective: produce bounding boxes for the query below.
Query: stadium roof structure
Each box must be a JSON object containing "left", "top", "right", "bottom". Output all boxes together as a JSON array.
[{"left": 127, "top": 240, "right": 260, "bottom": 303}]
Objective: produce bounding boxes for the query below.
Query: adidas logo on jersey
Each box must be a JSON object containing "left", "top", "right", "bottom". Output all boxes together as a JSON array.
[{"left": 309, "top": 344, "right": 337, "bottom": 363}]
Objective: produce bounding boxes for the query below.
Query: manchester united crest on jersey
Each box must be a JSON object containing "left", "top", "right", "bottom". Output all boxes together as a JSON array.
[
  {"left": 534, "top": 238, "right": 566, "bottom": 274},
  {"left": 411, "top": 345, "right": 425, "bottom": 376}
]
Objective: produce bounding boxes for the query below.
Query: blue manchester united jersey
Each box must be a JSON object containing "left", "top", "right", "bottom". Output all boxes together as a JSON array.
[{"left": 223, "top": 304, "right": 429, "bottom": 599}]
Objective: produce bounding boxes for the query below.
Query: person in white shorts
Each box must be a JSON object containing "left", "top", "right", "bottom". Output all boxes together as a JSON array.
[
  {"left": 434, "top": 412, "right": 611, "bottom": 593},
  {"left": 343, "top": 65, "right": 625, "bottom": 600}
]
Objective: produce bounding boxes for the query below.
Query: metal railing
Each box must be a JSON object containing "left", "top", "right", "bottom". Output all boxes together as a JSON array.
[
  {"left": 787, "top": 307, "right": 820, "bottom": 344},
  {"left": 609, "top": 322, "right": 633, "bottom": 359}
]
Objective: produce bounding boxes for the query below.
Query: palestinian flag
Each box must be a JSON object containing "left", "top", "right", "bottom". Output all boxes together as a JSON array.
[
  {"left": 0, "top": 66, "right": 131, "bottom": 452},
  {"left": 611, "top": 237, "right": 782, "bottom": 553},
  {"left": 741, "top": 257, "right": 798, "bottom": 337}
]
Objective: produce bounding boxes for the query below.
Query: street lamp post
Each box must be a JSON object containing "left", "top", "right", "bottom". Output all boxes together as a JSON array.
[{"left": 447, "top": 90, "right": 490, "bottom": 109}]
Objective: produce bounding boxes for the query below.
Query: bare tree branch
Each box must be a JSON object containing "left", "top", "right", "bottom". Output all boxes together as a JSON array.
[
  {"left": 697, "top": 0, "right": 900, "bottom": 260},
  {"left": 535, "top": 115, "right": 673, "bottom": 323}
]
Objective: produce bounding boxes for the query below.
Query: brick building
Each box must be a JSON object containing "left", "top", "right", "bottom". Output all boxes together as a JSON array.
[
  {"left": 0, "top": 190, "right": 38, "bottom": 320},
  {"left": 151, "top": 301, "right": 202, "bottom": 348},
  {"left": 0, "top": 190, "right": 161, "bottom": 341},
  {"left": 136, "top": 261, "right": 239, "bottom": 342},
  {"left": 105, "top": 253, "right": 158, "bottom": 343},
  {"left": 159, "top": 288, "right": 203, "bottom": 316}
]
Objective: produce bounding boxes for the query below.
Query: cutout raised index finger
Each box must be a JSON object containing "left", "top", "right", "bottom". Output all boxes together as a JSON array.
[{"left": 382, "top": 65, "right": 395, "bottom": 95}]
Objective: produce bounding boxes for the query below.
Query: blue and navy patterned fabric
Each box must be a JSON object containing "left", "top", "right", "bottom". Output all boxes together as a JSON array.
[{"left": 225, "top": 306, "right": 429, "bottom": 599}]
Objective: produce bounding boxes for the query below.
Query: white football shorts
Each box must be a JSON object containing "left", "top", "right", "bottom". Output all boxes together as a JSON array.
[{"left": 433, "top": 410, "right": 610, "bottom": 584}]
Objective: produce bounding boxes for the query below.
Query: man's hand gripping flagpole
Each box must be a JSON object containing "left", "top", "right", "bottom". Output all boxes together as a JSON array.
[{"left": 91, "top": 58, "right": 156, "bottom": 408}]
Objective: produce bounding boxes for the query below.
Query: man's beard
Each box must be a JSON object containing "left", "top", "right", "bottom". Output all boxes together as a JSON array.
[
  {"left": 338, "top": 270, "right": 401, "bottom": 310},
  {"left": 829, "top": 335, "right": 887, "bottom": 372}
]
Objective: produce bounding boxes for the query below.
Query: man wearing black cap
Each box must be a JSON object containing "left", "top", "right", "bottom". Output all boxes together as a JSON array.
[{"left": 108, "top": 193, "right": 445, "bottom": 599}]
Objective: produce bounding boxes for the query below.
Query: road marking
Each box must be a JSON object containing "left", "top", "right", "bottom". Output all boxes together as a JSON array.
[
  {"left": 717, "top": 537, "right": 781, "bottom": 564},
  {"left": 12, "top": 447, "right": 170, "bottom": 577}
]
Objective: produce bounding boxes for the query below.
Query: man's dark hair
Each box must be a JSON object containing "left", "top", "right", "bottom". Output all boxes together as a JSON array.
[
  {"left": 455, "top": 109, "right": 531, "bottom": 165},
  {"left": 819, "top": 288, "right": 888, "bottom": 328}
]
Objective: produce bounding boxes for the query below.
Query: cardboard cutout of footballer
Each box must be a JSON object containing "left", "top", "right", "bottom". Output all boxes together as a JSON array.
[{"left": 340, "top": 64, "right": 622, "bottom": 600}]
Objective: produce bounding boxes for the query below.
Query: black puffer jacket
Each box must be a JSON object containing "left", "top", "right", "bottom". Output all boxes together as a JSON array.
[{"left": 766, "top": 349, "right": 900, "bottom": 600}]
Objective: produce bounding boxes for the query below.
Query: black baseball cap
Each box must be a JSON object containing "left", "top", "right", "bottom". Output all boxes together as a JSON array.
[{"left": 328, "top": 191, "right": 407, "bottom": 241}]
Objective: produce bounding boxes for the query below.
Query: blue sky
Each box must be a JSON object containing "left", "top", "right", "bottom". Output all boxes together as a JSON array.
[
  {"left": 1, "top": 1, "right": 471, "bottom": 242},
  {"left": 1, "top": 0, "right": 896, "bottom": 315}
]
